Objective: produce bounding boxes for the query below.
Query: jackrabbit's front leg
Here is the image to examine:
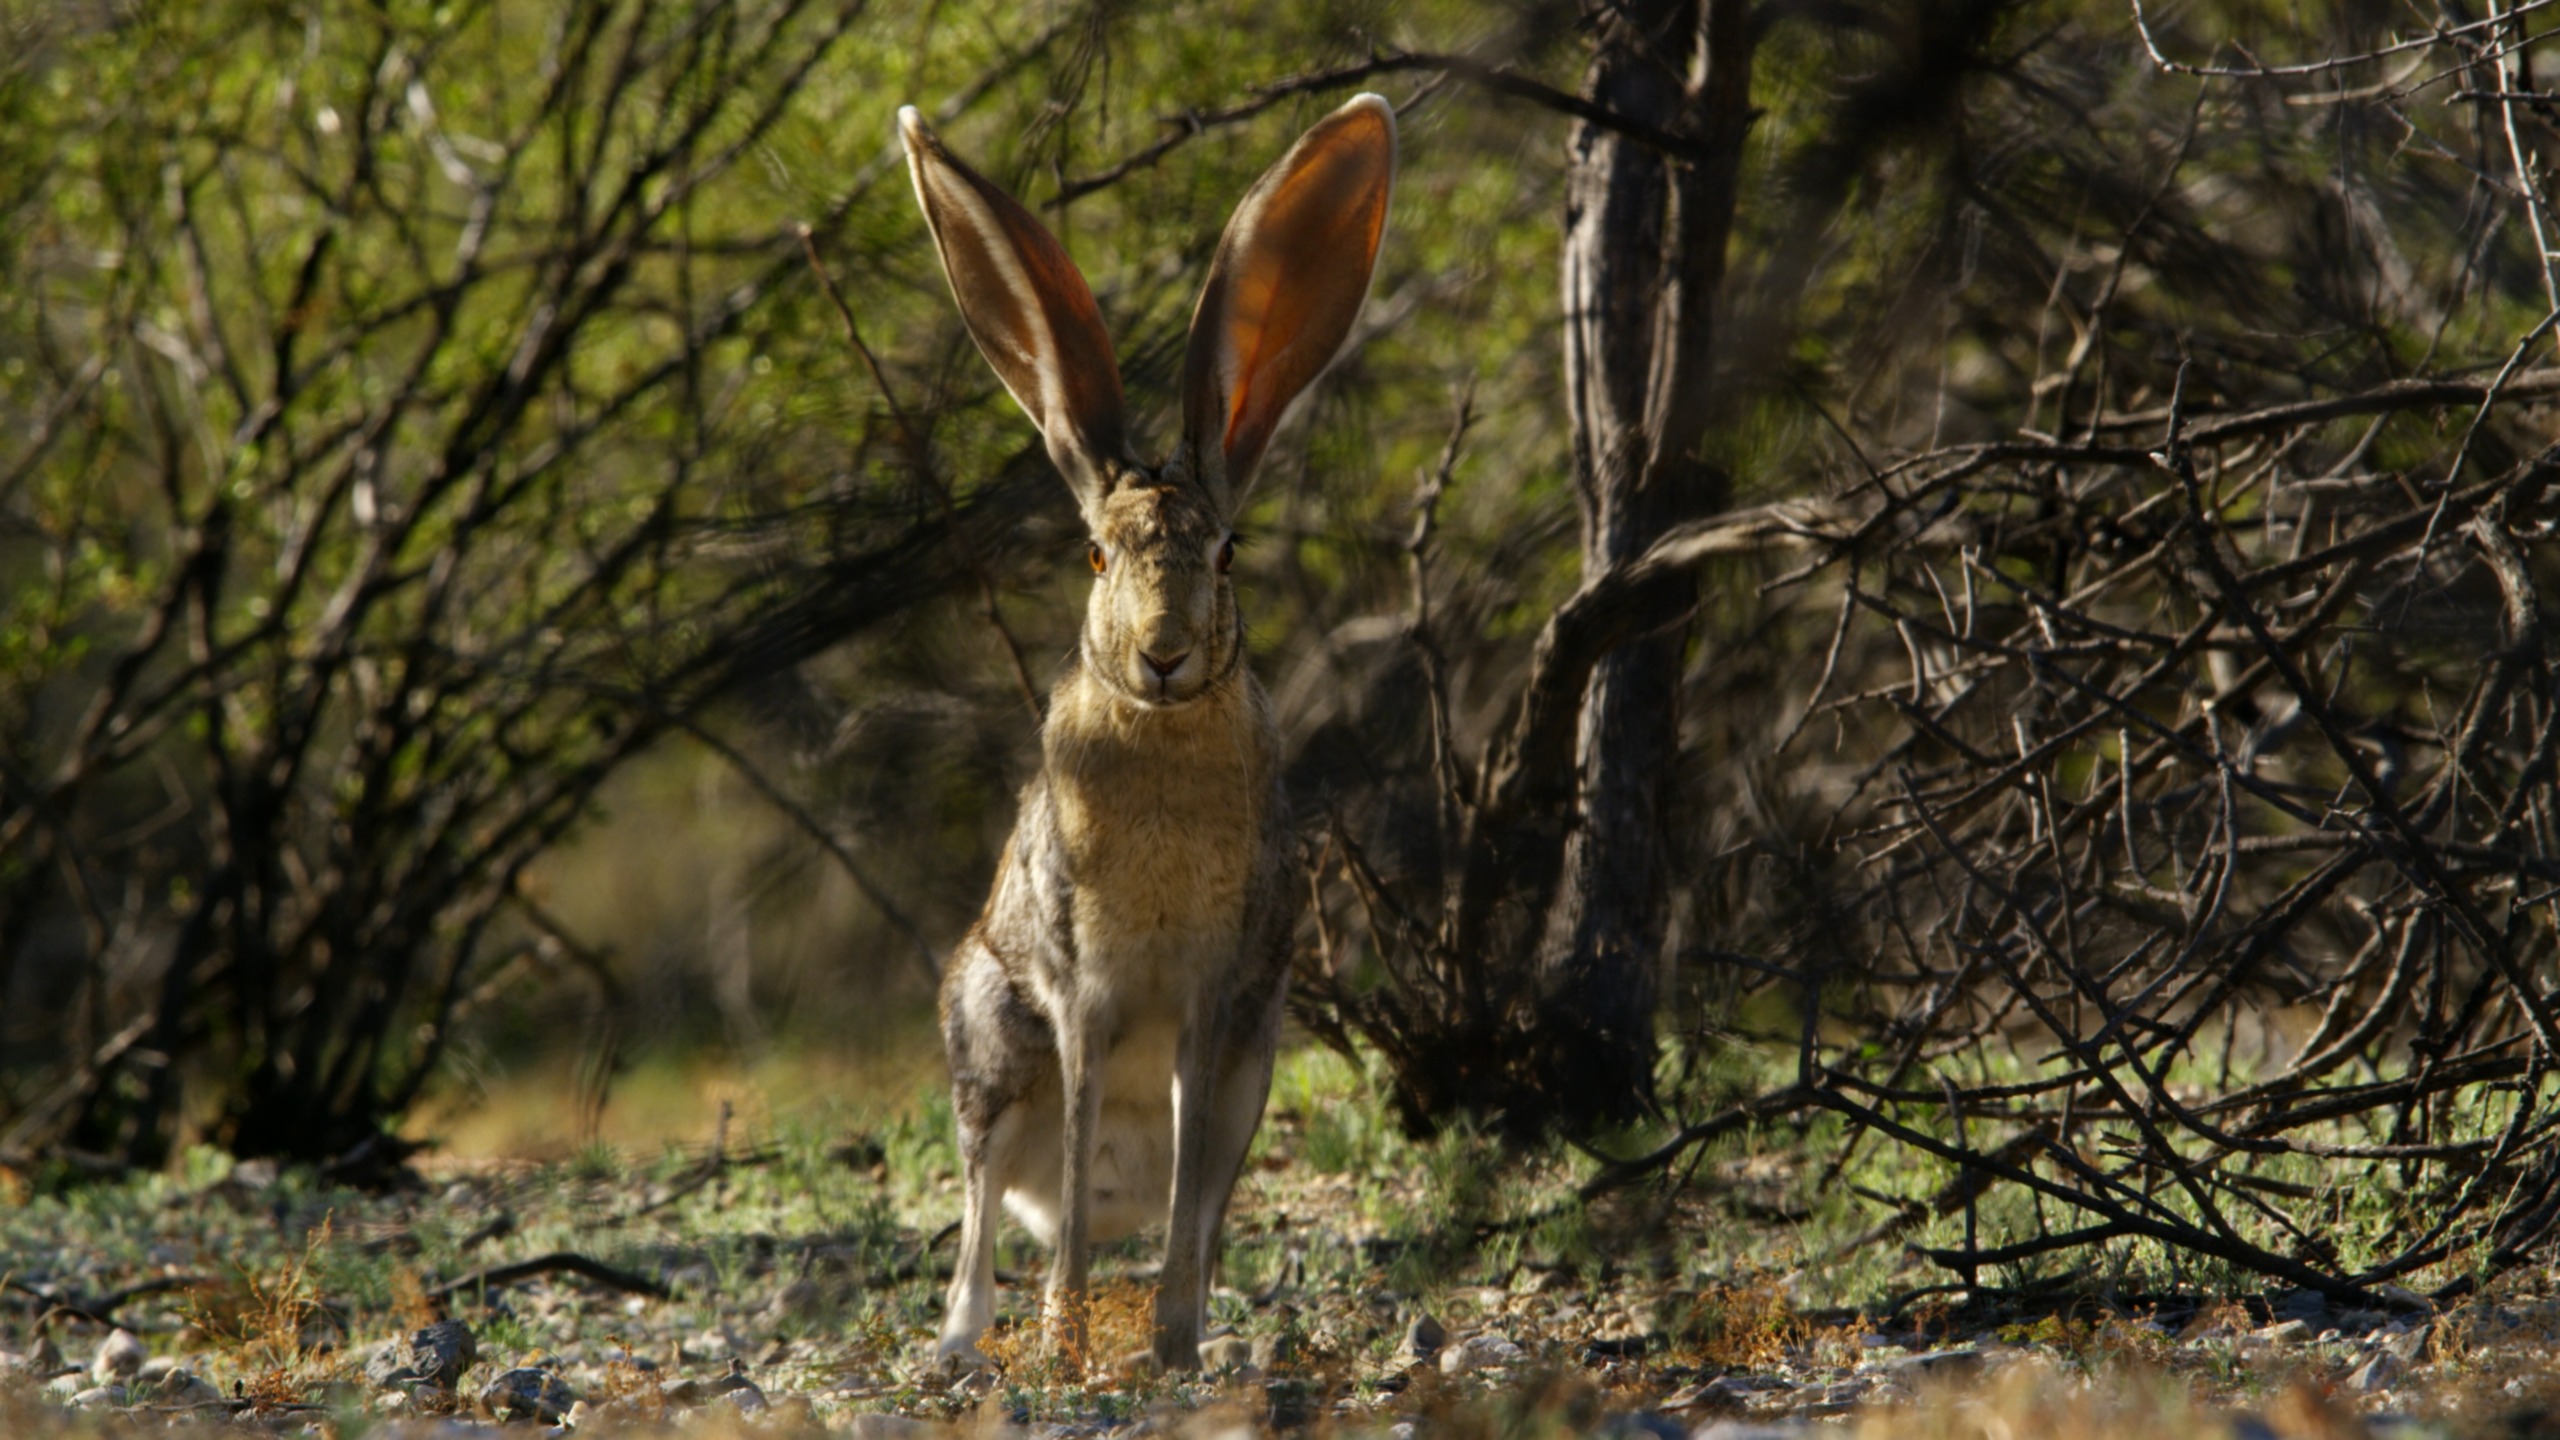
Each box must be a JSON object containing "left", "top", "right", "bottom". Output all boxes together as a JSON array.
[
  {"left": 1049, "top": 1023, "right": 1102, "bottom": 1372},
  {"left": 1153, "top": 1020, "right": 1216, "bottom": 1371}
]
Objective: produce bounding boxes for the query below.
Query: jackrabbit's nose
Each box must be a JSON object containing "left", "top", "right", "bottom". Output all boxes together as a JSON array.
[{"left": 1143, "top": 650, "right": 1189, "bottom": 679}]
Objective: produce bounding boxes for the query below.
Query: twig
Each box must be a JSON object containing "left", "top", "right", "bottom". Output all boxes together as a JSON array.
[
  {"left": 1049, "top": 45, "right": 1719, "bottom": 208},
  {"left": 428, "top": 1251, "right": 673, "bottom": 1305}
]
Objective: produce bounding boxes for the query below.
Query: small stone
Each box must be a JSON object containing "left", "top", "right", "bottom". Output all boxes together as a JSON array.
[
  {"left": 2273, "top": 1289, "right": 2328, "bottom": 1322},
  {"left": 1786, "top": 1378, "right": 1869, "bottom": 1414},
  {"left": 1694, "top": 1374, "right": 1786, "bottom": 1409},
  {"left": 664, "top": 1365, "right": 761, "bottom": 1408},
  {"left": 366, "top": 1319, "right": 478, "bottom": 1390},
  {"left": 1886, "top": 1346, "right": 1984, "bottom": 1377},
  {"left": 721, "top": 1378, "right": 769, "bottom": 1413},
  {"left": 1199, "top": 1335, "right": 1254, "bottom": 1372},
  {"left": 846, "top": 1414, "right": 949, "bottom": 1439},
  {"left": 678, "top": 1324, "right": 743, "bottom": 1363},
  {"left": 1396, "top": 1313, "right": 1447, "bottom": 1364},
  {"left": 1440, "top": 1333, "right": 1526, "bottom": 1375},
  {"left": 1689, "top": 1423, "right": 1817, "bottom": 1440},
  {"left": 1582, "top": 1334, "right": 1652, "bottom": 1363},
  {"left": 480, "top": 1365, "right": 579, "bottom": 1423},
  {"left": 91, "top": 1329, "right": 147, "bottom": 1384},
  {"left": 2255, "top": 1320, "right": 2314, "bottom": 1346},
  {"left": 662, "top": 1376, "right": 708, "bottom": 1405},
  {"left": 2381, "top": 1323, "right": 2431, "bottom": 1362},
  {"left": 2350, "top": 1352, "right": 2403, "bottom": 1393},
  {"left": 70, "top": 1383, "right": 128, "bottom": 1410},
  {"left": 1250, "top": 1331, "right": 1298, "bottom": 1371},
  {"left": 149, "top": 1368, "right": 223, "bottom": 1406}
]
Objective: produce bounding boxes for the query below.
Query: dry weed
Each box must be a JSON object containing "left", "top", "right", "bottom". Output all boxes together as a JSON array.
[
  {"left": 980, "top": 1278, "right": 1158, "bottom": 1383},
  {"left": 1669, "top": 1267, "right": 1806, "bottom": 1369},
  {"left": 182, "top": 1217, "right": 344, "bottom": 1412}
]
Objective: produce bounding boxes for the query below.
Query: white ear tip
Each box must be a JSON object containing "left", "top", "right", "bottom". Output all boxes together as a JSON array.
[
  {"left": 1341, "top": 93, "right": 1396, "bottom": 131},
  {"left": 897, "top": 105, "right": 929, "bottom": 148}
]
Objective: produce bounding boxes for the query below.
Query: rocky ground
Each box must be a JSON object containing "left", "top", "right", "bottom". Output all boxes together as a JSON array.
[{"left": 6, "top": 1063, "right": 2560, "bottom": 1437}]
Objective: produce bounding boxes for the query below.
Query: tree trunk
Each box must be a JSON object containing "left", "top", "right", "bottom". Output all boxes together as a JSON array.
[{"left": 1536, "top": 0, "right": 1753, "bottom": 1126}]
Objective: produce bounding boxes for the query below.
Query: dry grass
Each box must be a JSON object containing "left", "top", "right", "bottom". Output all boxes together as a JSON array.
[
  {"left": 1668, "top": 1266, "right": 1808, "bottom": 1369},
  {"left": 179, "top": 1218, "right": 344, "bottom": 1413},
  {"left": 979, "top": 1277, "right": 1159, "bottom": 1383}
]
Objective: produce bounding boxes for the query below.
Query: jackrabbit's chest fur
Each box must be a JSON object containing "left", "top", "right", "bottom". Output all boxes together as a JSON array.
[{"left": 1045, "top": 673, "right": 1273, "bottom": 1000}]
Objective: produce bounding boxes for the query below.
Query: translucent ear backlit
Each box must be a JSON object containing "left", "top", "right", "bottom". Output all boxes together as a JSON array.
[
  {"left": 900, "top": 106, "right": 1130, "bottom": 515},
  {"left": 1179, "top": 93, "right": 1397, "bottom": 517}
]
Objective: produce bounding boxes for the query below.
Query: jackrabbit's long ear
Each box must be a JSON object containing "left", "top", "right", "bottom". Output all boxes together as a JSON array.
[
  {"left": 1180, "top": 93, "right": 1396, "bottom": 517},
  {"left": 900, "top": 107, "right": 1130, "bottom": 516}
]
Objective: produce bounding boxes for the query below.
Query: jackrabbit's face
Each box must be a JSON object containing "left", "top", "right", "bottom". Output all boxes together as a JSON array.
[{"left": 1084, "top": 480, "right": 1237, "bottom": 707}]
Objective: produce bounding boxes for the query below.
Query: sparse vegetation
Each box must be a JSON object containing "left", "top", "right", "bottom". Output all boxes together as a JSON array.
[{"left": 5, "top": 1058, "right": 2560, "bottom": 1434}]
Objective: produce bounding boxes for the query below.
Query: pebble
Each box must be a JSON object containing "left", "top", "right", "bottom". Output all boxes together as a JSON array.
[
  {"left": 2381, "top": 1323, "right": 2431, "bottom": 1362},
  {"left": 845, "top": 1414, "right": 949, "bottom": 1439},
  {"left": 1198, "top": 1334, "right": 1254, "bottom": 1372},
  {"left": 1786, "top": 1378, "right": 1871, "bottom": 1414},
  {"left": 2255, "top": 1319, "right": 2314, "bottom": 1346},
  {"left": 148, "top": 1367, "right": 223, "bottom": 1406},
  {"left": 1396, "top": 1313, "right": 1447, "bottom": 1364},
  {"left": 1249, "top": 1330, "right": 1298, "bottom": 1371},
  {"left": 366, "top": 1319, "right": 479, "bottom": 1390},
  {"left": 90, "top": 1328, "right": 147, "bottom": 1384},
  {"left": 2272, "top": 1288, "right": 2328, "bottom": 1322},
  {"left": 2350, "top": 1351, "right": 2404, "bottom": 1393},
  {"left": 1440, "top": 1333, "right": 1526, "bottom": 1374},
  {"left": 70, "top": 1383, "right": 128, "bottom": 1410},
  {"left": 479, "top": 1365, "right": 579, "bottom": 1423},
  {"left": 1884, "top": 1345, "right": 1985, "bottom": 1377}
]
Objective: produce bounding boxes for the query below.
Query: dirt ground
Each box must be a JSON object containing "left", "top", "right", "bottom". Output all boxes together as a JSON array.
[{"left": 6, "top": 1062, "right": 2560, "bottom": 1438}]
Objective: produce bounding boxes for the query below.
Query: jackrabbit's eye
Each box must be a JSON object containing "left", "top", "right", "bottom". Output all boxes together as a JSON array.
[
  {"left": 1216, "top": 537, "right": 1235, "bottom": 574},
  {"left": 1087, "top": 542, "right": 1107, "bottom": 574}
]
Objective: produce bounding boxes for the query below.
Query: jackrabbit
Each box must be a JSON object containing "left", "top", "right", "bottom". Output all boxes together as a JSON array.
[{"left": 897, "top": 94, "right": 1396, "bottom": 1373}]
